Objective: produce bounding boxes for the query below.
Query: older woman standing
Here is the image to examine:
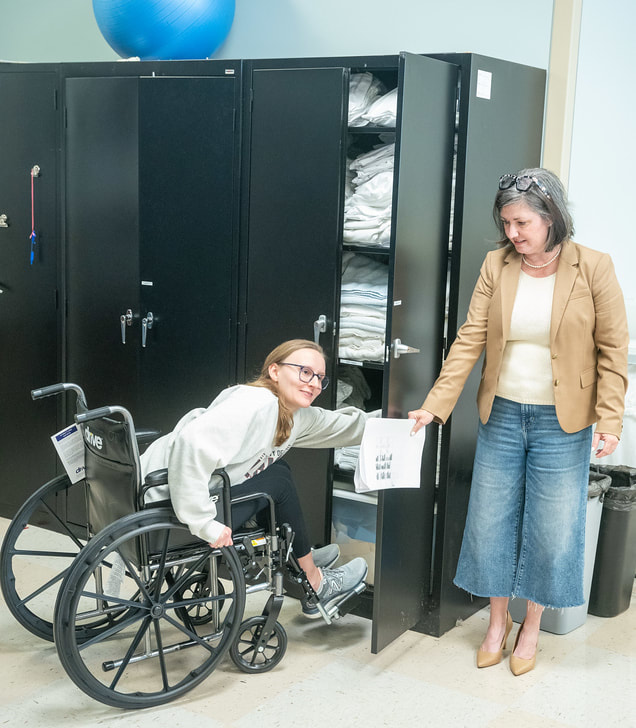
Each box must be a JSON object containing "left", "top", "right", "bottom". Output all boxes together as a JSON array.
[{"left": 409, "top": 168, "right": 629, "bottom": 675}]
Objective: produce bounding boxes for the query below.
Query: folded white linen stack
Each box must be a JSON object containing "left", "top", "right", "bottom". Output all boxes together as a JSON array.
[
  {"left": 361, "top": 87, "right": 398, "bottom": 127},
  {"left": 348, "top": 72, "right": 385, "bottom": 126},
  {"left": 334, "top": 445, "right": 360, "bottom": 472},
  {"left": 339, "top": 252, "right": 388, "bottom": 363},
  {"left": 344, "top": 142, "right": 395, "bottom": 248}
]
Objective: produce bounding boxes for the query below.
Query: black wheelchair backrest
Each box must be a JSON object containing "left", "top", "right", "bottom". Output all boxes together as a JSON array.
[{"left": 76, "top": 406, "right": 141, "bottom": 539}]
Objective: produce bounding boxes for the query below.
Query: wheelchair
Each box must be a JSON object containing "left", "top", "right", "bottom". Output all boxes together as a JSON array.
[
  {"left": 1, "top": 383, "right": 160, "bottom": 643},
  {"left": 1, "top": 383, "right": 366, "bottom": 709}
]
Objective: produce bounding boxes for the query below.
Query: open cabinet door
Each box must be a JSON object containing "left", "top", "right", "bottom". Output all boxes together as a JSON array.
[{"left": 372, "top": 53, "right": 457, "bottom": 653}]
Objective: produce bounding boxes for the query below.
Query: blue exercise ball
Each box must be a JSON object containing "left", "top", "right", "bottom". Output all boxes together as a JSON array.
[{"left": 93, "top": 0, "right": 235, "bottom": 60}]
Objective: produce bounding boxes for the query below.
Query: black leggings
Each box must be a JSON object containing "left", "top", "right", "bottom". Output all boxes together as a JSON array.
[{"left": 230, "top": 460, "right": 312, "bottom": 558}]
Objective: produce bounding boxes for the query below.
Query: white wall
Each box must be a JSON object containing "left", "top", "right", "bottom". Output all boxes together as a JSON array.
[
  {"left": 1, "top": 0, "right": 553, "bottom": 70},
  {"left": 568, "top": 0, "right": 636, "bottom": 339},
  {"left": 0, "top": 0, "right": 117, "bottom": 62},
  {"left": 219, "top": 0, "right": 552, "bottom": 69}
]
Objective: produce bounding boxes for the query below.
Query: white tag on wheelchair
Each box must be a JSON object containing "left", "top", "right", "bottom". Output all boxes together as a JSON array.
[
  {"left": 105, "top": 552, "right": 126, "bottom": 598},
  {"left": 354, "top": 418, "right": 425, "bottom": 493},
  {"left": 51, "top": 424, "right": 86, "bottom": 483}
]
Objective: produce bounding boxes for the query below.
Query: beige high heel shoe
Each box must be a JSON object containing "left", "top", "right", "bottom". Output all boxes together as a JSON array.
[
  {"left": 509, "top": 620, "right": 538, "bottom": 676},
  {"left": 476, "top": 611, "right": 513, "bottom": 668}
]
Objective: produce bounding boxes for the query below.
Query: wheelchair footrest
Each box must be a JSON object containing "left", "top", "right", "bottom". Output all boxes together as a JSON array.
[{"left": 317, "top": 581, "right": 367, "bottom": 625}]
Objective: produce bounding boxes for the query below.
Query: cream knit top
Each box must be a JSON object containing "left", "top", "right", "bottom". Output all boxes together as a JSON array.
[{"left": 496, "top": 270, "right": 556, "bottom": 406}]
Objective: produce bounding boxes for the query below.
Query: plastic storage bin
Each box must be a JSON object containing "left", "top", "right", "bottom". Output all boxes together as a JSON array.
[
  {"left": 588, "top": 465, "right": 636, "bottom": 617},
  {"left": 332, "top": 488, "right": 377, "bottom": 585},
  {"left": 509, "top": 470, "right": 611, "bottom": 633}
]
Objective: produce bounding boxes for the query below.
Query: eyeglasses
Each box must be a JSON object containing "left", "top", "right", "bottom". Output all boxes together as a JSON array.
[
  {"left": 499, "top": 174, "right": 551, "bottom": 200},
  {"left": 279, "top": 362, "right": 330, "bottom": 390}
]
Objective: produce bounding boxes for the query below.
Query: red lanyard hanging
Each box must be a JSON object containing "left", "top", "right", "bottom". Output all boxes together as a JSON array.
[{"left": 30, "top": 165, "right": 40, "bottom": 265}]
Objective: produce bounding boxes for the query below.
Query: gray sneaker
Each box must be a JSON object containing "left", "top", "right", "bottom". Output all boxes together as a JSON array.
[
  {"left": 311, "top": 544, "right": 340, "bottom": 569},
  {"left": 302, "top": 557, "right": 368, "bottom": 619}
]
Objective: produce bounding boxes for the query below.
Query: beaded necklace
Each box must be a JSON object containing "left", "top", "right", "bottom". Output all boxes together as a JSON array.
[{"left": 522, "top": 245, "right": 562, "bottom": 269}]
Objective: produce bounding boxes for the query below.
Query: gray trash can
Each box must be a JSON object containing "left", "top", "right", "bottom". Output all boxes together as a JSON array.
[
  {"left": 509, "top": 469, "right": 611, "bottom": 633},
  {"left": 588, "top": 466, "right": 636, "bottom": 617}
]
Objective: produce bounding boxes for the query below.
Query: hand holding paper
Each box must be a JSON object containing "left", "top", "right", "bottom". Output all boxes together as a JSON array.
[
  {"left": 354, "top": 418, "right": 425, "bottom": 493},
  {"left": 407, "top": 407, "right": 434, "bottom": 435}
]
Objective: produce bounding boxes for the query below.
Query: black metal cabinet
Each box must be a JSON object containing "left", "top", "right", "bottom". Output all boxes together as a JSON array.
[
  {"left": 241, "top": 52, "right": 545, "bottom": 651},
  {"left": 0, "top": 53, "right": 545, "bottom": 654},
  {"left": 0, "top": 68, "right": 60, "bottom": 517},
  {"left": 241, "top": 52, "right": 457, "bottom": 652},
  {"left": 64, "top": 70, "right": 240, "bottom": 433}
]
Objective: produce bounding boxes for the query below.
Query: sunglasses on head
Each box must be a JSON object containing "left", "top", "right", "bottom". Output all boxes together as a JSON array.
[{"left": 499, "top": 174, "right": 551, "bottom": 200}]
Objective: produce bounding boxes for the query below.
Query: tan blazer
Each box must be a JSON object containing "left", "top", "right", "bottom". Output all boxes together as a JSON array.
[{"left": 422, "top": 241, "right": 629, "bottom": 436}]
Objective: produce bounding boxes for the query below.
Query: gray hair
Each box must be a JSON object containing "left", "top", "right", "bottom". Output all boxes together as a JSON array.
[{"left": 492, "top": 167, "right": 574, "bottom": 252}]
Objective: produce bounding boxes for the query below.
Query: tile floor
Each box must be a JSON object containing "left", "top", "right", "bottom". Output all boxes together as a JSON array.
[{"left": 0, "top": 516, "right": 634, "bottom": 728}]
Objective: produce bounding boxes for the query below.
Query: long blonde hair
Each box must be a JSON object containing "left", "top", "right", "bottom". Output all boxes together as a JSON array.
[{"left": 249, "top": 339, "right": 325, "bottom": 446}]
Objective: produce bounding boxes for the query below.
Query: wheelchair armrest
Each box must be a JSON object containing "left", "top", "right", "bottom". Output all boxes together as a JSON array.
[
  {"left": 136, "top": 428, "right": 161, "bottom": 446},
  {"left": 144, "top": 468, "right": 169, "bottom": 488},
  {"left": 141, "top": 469, "right": 169, "bottom": 504},
  {"left": 230, "top": 491, "right": 277, "bottom": 537}
]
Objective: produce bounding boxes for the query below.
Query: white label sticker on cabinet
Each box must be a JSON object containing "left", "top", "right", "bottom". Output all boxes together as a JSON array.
[
  {"left": 476, "top": 70, "right": 492, "bottom": 100},
  {"left": 141, "top": 281, "right": 154, "bottom": 286},
  {"left": 394, "top": 300, "right": 402, "bottom": 306}
]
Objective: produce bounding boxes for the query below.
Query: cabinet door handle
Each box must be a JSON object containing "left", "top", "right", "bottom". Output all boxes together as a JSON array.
[
  {"left": 313, "top": 314, "right": 327, "bottom": 344},
  {"left": 120, "top": 309, "right": 133, "bottom": 344},
  {"left": 391, "top": 338, "right": 420, "bottom": 359},
  {"left": 142, "top": 312, "right": 154, "bottom": 348}
]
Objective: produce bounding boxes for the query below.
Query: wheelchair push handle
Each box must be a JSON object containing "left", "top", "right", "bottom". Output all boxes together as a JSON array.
[
  {"left": 75, "top": 405, "right": 133, "bottom": 425},
  {"left": 31, "top": 382, "right": 87, "bottom": 403}
]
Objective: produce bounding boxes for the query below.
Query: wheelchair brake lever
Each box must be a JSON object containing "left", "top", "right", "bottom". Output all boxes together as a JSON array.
[
  {"left": 285, "top": 545, "right": 294, "bottom": 563},
  {"left": 284, "top": 527, "right": 294, "bottom": 563}
]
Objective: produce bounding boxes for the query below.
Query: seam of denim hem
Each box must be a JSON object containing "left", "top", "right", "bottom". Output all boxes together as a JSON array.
[
  {"left": 454, "top": 584, "right": 586, "bottom": 610},
  {"left": 511, "top": 593, "right": 586, "bottom": 610},
  {"left": 452, "top": 580, "right": 519, "bottom": 601}
]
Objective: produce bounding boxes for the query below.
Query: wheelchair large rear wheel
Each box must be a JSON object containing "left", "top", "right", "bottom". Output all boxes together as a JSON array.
[
  {"left": 0, "top": 475, "right": 88, "bottom": 641},
  {"left": 54, "top": 509, "right": 246, "bottom": 709}
]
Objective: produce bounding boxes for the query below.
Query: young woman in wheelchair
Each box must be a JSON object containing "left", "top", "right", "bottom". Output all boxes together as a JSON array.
[{"left": 142, "top": 339, "right": 369, "bottom": 618}]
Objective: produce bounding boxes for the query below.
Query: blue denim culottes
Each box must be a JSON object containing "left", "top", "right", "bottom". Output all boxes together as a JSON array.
[{"left": 454, "top": 396, "right": 593, "bottom": 609}]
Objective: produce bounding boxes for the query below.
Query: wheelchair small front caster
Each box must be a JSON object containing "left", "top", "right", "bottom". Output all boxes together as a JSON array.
[{"left": 230, "top": 615, "right": 287, "bottom": 673}]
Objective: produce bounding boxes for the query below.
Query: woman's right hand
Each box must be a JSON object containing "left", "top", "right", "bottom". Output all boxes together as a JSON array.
[
  {"left": 209, "top": 525, "right": 233, "bottom": 548},
  {"left": 408, "top": 408, "right": 435, "bottom": 435}
]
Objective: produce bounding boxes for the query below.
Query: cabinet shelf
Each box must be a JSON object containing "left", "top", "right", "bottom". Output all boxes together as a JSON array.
[
  {"left": 338, "top": 358, "right": 385, "bottom": 370},
  {"left": 348, "top": 126, "right": 396, "bottom": 135},
  {"left": 342, "top": 244, "right": 390, "bottom": 255}
]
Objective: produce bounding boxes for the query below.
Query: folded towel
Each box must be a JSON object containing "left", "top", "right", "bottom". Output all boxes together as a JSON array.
[
  {"left": 348, "top": 72, "right": 385, "bottom": 126},
  {"left": 339, "top": 334, "right": 385, "bottom": 362},
  {"left": 361, "top": 88, "right": 398, "bottom": 127}
]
